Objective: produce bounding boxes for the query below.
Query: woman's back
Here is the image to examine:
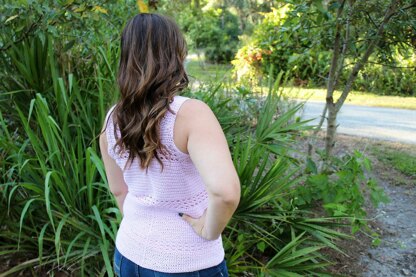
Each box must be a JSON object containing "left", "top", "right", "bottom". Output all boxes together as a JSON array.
[{"left": 104, "top": 95, "right": 224, "bottom": 272}]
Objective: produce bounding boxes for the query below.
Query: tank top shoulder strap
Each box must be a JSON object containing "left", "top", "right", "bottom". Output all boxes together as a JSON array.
[
  {"left": 169, "top": 95, "right": 190, "bottom": 114},
  {"left": 104, "top": 104, "right": 127, "bottom": 165},
  {"left": 104, "top": 104, "right": 117, "bottom": 148},
  {"left": 161, "top": 95, "right": 191, "bottom": 158},
  {"left": 104, "top": 104, "right": 116, "bottom": 127}
]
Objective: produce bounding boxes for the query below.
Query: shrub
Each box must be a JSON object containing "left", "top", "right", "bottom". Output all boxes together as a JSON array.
[
  {"left": 1, "top": 32, "right": 119, "bottom": 276},
  {"left": 294, "top": 150, "right": 389, "bottom": 233},
  {"left": 180, "top": 8, "right": 241, "bottom": 63},
  {"left": 232, "top": 5, "right": 332, "bottom": 87},
  {"left": 1, "top": 0, "right": 131, "bottom": 95},
  {"left": 353, "top": 64, "right": 416, "bottom": 96},
  {"left": 0, "top": 78, "right": 118, "bottom": 276}
]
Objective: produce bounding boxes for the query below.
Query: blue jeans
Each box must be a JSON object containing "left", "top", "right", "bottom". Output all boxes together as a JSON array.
[{"left": 113, "top": 247, "right": 229, "bottom": 277}]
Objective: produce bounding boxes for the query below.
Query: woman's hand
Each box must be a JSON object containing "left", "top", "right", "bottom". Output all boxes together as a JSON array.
[{"left": 180, "top": 209, "right": 218, "bottom": 240}]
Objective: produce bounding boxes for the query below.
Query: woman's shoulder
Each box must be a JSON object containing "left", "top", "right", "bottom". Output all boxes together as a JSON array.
[
  {"left": 174, "top": 96, "right": 218, "bottom": 130},
  {"left": 174, "top": 96, "right": 212, "bottom": 116}
]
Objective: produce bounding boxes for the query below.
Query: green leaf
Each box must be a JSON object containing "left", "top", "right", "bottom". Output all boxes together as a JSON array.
[
  {"left": 18, "top": 198, "right": 37, "bottom": 249},
  {"left": 256, "top": 241, "right": 266, "bottom": 253},
  {"left": 5, "top": 14, "right": 19, "bottom": 23}
]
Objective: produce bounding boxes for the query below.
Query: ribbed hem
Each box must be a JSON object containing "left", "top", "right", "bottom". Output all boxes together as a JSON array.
[{"left": 115, "top": 222, "right": 225, "bottom": 273}]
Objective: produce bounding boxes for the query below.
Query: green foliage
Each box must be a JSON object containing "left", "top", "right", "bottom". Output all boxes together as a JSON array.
[
  {"left": 0, "top": 77, "right": 118, "bottom": 275},
  {"left": 183, "top": 8, "right": 241, "bottom": 63},
  {"left": 1, "top": 0, "right": 132, "bottom": 93},
  {"left": 353, "top": 64, "right": 416, "bottom": 96},
  {"left": 185, "top": 57, "right": 233, "bottom": 83},
  {"left": 233, "top": 1, "right": 416, "bottom": 96},
  {"left": 158, "top": 1, "right": 241, "bottom": 63},
  {"left": 233, "top": 4, "right": 332, "bottom": 87},
  {"left": 370, "top": 146, "right": 416, "bottom": 178},
  {"left": 1, "top": 28, "right": 119, "bottom": 276},
  {"left": 294, "top": 151, "right": 389, "bottom": 231},
  {"left": 332, "top": 0, "right": 416, "bottom": 97}
]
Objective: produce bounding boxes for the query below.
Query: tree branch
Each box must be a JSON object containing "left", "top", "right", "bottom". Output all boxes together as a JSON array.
[
  {"left": 400, "top": 2, "right": 416, "bottom": 11},
  {"left": 333, "top": 2, "right": 352, "bottom": 90},
  {"left": 365, "top": 61, "right": 416, "bottom": 69},
  {"left": 326, "top": 0, "right": 346, "bottom": 106},
  {"left": 365, "top": 11, "right": 379, "bottom": 30},
  {"left": 335, "top": 0, "right": 400, "bottom": 113}
]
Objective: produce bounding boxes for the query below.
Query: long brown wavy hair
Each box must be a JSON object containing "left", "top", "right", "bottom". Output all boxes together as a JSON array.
[{"left": 104, "top": 13, "right": 188, "bottom": 170}]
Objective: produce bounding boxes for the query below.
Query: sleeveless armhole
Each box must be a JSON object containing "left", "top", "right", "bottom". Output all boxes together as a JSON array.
[
  {"left": 164, "top": 96, "right": 191, "bottom": 159},
  {"left": 104, "top": 105, "right": 126, "bottom": 165}
]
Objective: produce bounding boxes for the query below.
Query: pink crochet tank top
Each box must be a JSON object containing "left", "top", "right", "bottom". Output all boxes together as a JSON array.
[{"left": 104, "top": 95, "right": 225, "bottom": 273}]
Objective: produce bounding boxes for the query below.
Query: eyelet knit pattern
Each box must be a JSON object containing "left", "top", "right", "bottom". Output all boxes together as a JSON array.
[{"left": 104, "top": 95, "right": 224, "bottom": 273}]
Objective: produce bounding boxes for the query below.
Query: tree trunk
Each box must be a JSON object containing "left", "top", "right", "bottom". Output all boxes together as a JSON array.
[
  {"left": 192, "top": 0, "right": 200, "bottom": 9},
  {"left": 324, "top": 0, "right": 399, "bottom": 157},
  {"left": 325, "top": 101, "right": 337, "bottom": 158},
  {"left": 322, "top": 0, "right": 345, "bottom": 158}
]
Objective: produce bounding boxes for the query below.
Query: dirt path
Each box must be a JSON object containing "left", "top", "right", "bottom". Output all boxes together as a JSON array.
[
  {"left": 318, "top": 135, "right": 416, "bottom": 276},
  {"left": 357, "top": 141, "right": 416, "bottom": 277},
  {"left": 359, "top": 179, "right": 416, "bottom": 276}
]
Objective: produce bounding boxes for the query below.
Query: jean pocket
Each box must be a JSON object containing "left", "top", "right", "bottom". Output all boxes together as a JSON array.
[{"left": 113, "top": 247, "right": 122, "bottom": 276}]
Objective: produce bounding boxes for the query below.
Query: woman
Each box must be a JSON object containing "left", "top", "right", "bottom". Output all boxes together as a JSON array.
[{"left": 99, "top": 13, "right": 241, "bottom": 276}]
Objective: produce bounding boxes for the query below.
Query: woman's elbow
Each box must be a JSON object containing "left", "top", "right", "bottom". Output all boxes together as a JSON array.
[
  {"left": 233, "top": 180, "right": 241, "bottom": 207},
  {"left": 222, "top": 179, "right": 241, "bottom": 208}
]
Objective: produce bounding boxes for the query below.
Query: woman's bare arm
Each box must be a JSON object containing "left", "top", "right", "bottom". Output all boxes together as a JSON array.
[
  {"left": 177, "top": 99, "right": 241, "bottom": 240},
  {"left": 99, "top": 126, "right": 128, "bottom": 215}
]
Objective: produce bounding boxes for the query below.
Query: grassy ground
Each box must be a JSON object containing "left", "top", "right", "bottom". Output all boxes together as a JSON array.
[
  {"left": 368, "top": 143, "right": 416, "bottom": 182},
  {"left": 185, "top": 55, "right": 416, "bottom": 110},
  {"left": 185, "top": 54, "right": 232, "bottom": 83}
]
